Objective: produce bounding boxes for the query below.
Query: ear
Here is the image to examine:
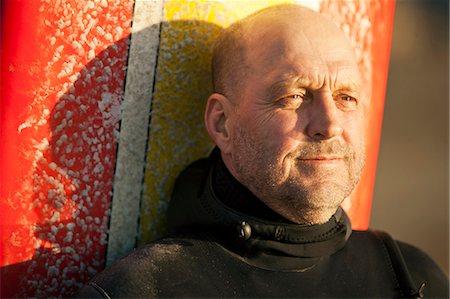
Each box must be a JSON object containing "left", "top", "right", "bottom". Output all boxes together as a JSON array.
[{"left": 204, "top": 93, "right": 234, "bottom": 154}]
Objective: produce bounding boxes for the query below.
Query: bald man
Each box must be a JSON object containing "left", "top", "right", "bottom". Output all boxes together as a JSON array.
[{"left": 77, "top": 4, "right": 448, "bottom": 298}]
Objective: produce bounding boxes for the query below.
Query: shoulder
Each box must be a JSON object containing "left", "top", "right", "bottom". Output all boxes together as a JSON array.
[
  {"left": 349, "top": 230, "right": 448, "bottom": 298},
  {"left": 397, "top": 241, "right": 449, "bottom": 298},
  {"left": 75, "top": 236, "right": 214, "bottom": 298}
]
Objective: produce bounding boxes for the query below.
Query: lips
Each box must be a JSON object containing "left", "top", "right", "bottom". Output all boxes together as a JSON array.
[
  {"left": 296, "top": 156, "right": 345, "bottom": 167},
  {"left": 298, "top": 155, "right": 344, "bottom": 161},
  {"left": 300, "top": 156, "right": 342, "bottom": 160},
  {"left": 292, "top": 140, "right": 352, "bottom": 161}
]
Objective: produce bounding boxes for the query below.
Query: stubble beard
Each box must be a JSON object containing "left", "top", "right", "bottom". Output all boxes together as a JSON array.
[{"left": 231, "top": 126, "right": 366, "bottom": 225}]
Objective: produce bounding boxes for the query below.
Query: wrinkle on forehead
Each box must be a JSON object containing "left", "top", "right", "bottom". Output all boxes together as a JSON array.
[
  {"left": 268, "top": 69, "right": 360, "bottom": 89},
  {"left": 250, "top": 49, "right": 361, "bottom": 89}
]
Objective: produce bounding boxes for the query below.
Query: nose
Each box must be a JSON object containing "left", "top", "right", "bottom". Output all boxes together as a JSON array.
[{"left": 304, "top": 92, "right": 343, "bottom": 140}]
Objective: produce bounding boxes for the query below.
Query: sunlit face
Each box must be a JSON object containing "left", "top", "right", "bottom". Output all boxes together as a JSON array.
[{"left": 225, "top": 19, "right": 367, "bottom": 224}]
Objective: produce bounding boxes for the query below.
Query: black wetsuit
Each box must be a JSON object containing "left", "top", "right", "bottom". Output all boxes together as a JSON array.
[{"left": 77, "top": 150, "right": 449, "bottom": 298}]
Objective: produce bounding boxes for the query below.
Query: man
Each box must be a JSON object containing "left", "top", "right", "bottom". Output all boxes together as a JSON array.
[{"left": 77, "top": 4, "right": 448, "bottom": 298}]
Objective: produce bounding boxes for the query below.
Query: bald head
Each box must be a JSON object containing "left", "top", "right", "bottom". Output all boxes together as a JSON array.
[{"left": 212, "top": 4, "right": 357, "bottom": 100}]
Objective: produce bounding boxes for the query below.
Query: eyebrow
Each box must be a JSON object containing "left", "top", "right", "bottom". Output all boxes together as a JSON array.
[
  {"left": 333, "top": 75, "right": 362, "bottom": 93},
  {"left": 267, "top": 72, "right": 362, "bottom": 100},
  {"left": 266, "top": 75, "right": 311, "bottom": 99}
]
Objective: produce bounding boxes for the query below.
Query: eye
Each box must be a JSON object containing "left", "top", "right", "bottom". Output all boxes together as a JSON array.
[
  {"left": 340, "top": 95, "right": 354, "bottom": 101},
  {"left": 276, "top": 92, "right": 309, "bottom": 109},
  {"left": 335, "top": 94, "right": 358, "bottom": 110}
]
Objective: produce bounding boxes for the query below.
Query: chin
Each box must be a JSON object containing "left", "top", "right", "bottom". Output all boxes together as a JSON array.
[
  {"left": 275, "top": 185, "right": 347, "bottom": 224},
  {"left": 286, "top": 205, "right": 340, "bottom": 225}
]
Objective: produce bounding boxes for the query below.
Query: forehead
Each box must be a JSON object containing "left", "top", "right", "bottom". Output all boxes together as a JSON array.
[
  {"left": 244, "top": 31, "right": 361, "bottom": 92},
  {"left": 247, "top": 43, "right": 361, "bottom": 90}
]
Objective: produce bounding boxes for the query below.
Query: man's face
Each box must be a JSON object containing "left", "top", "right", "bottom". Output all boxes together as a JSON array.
[{"left": 226, "top": 20, "right": 366, "bottom": 224}]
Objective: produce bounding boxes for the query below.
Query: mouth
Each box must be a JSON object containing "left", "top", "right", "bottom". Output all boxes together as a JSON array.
[
  {"left": 296, "top": 156, "right": 344, "bottom": 165},
  {"left": 298, "top": 156, "right": 343, "bottom": 161}
]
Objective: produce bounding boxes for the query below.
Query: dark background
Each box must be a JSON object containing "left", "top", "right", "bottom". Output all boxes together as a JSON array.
[{"left": 371, "top": 0, "right": 449, "bottom": 273}]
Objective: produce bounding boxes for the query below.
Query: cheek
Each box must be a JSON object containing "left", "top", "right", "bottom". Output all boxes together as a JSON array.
[
  {"left": 235, "top": 111, "right": 297, "bottom": 156},
  {"left": 263, "top": 112, "right": 304, "bottom": 156},
  {"left": 342, "top": 113, "right": 366, "bottom": 149}
]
